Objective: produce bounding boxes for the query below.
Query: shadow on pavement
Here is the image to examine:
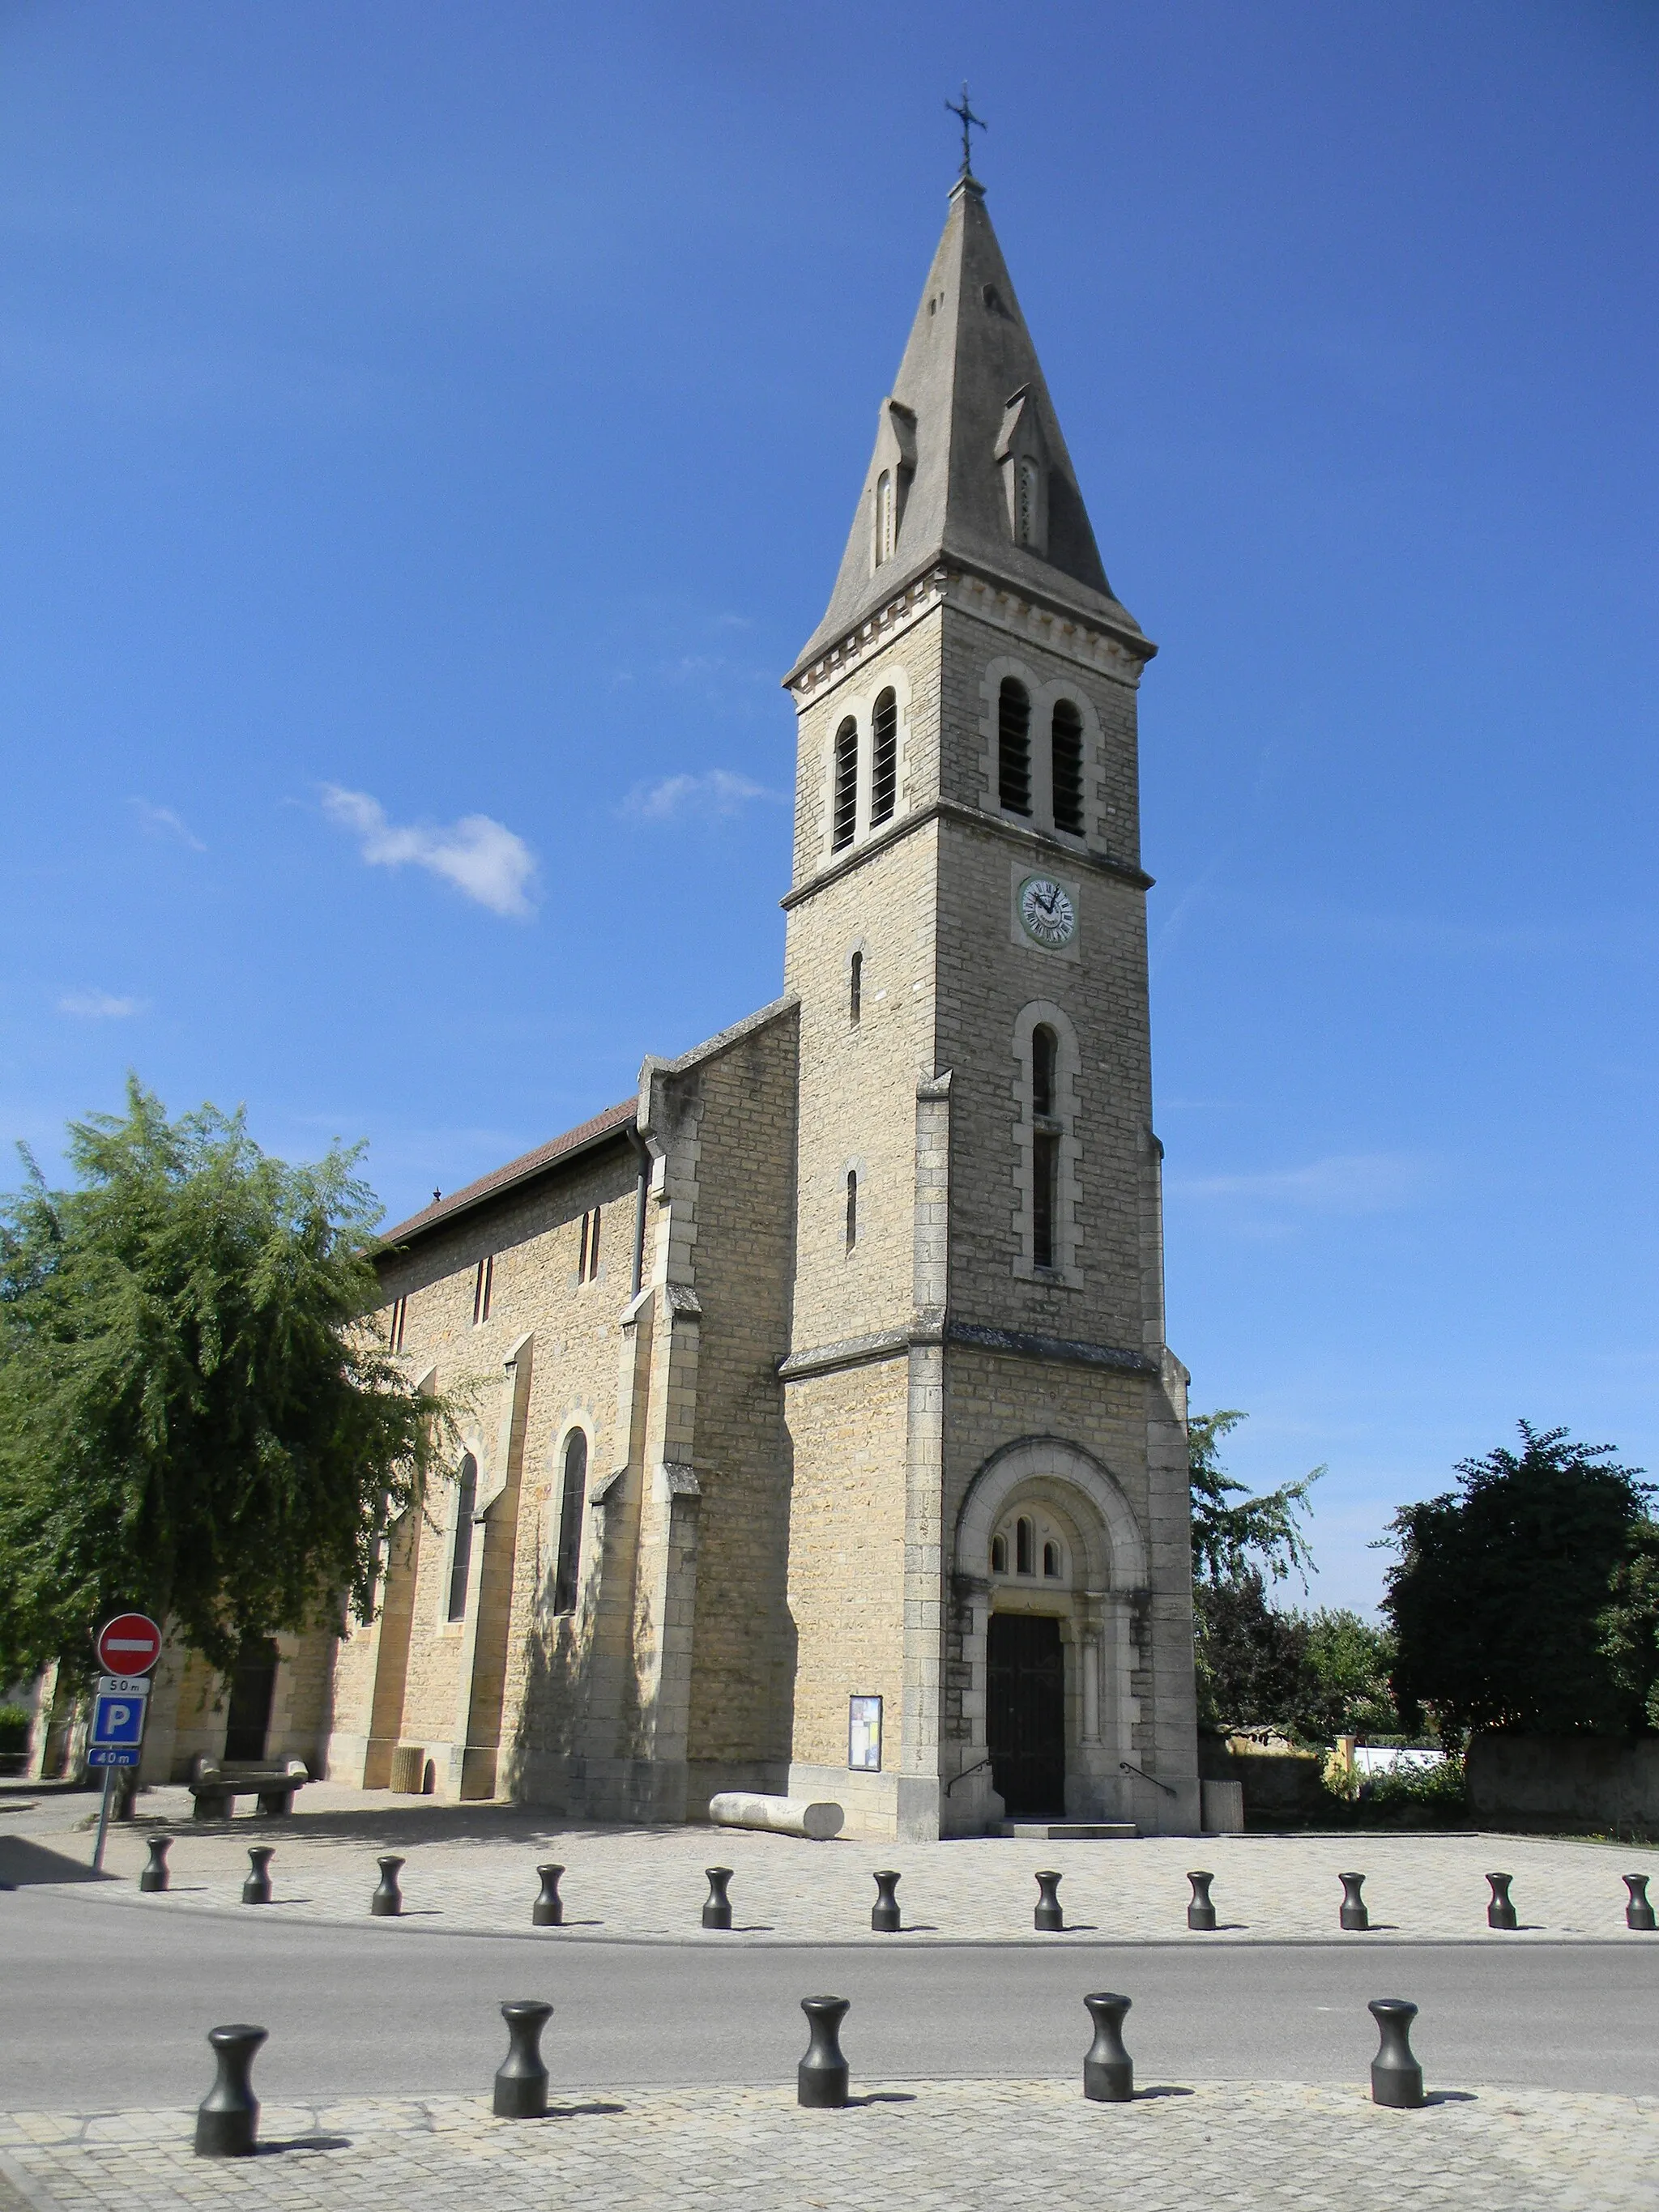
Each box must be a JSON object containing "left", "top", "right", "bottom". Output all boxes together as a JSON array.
[{"left": 0, "top": 1835, "right": 101, "bottom": 1887}]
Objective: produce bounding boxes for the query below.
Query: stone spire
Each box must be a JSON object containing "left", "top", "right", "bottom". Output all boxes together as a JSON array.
[{"left": 791, "top": 177, "right": 1144, "bottom": 676}]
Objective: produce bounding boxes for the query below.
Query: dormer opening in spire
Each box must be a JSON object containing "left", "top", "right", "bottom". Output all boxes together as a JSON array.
[{"left": 868, "top": 399, "right": 915, "bottom": 575}]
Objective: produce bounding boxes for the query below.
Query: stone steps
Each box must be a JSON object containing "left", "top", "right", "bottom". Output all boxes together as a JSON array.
[{"left": 996, "top": 1821, "right": 1139, "bottom": 1840}]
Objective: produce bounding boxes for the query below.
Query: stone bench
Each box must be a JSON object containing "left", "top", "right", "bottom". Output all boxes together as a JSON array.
[{"left": 190, "top": 1755, "right": 310, "bottom": 1820}]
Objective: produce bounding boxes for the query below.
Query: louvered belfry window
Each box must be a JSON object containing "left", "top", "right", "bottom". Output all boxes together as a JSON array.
[
  {"left": 832, "top": 718, "right": 858, "bottom": 850},
  {"left": 998, "top": 679, "right": 1031, "bottom": 815},
  {"left": 1051, "top": 700, "right": 1084, "bottom": 835},
  {"left": 871, "top": 688, "right": 898, "bottom": 825}
]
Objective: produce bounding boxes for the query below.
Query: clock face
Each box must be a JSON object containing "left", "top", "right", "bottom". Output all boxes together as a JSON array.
[{"left": 1017, "top": 875, "right": 1076, "bottom": 949}]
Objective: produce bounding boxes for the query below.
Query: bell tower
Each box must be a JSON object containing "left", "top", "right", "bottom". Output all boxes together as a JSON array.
[{"left": 776, "top": 171, "right": 1200, "bottom": 1839}]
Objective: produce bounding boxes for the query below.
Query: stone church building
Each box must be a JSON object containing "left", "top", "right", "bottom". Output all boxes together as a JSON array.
[{"left": 118, "top": 172, "right": 1202, "bottom": 1839}]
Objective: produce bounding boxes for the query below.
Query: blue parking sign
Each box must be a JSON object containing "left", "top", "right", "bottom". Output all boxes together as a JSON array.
[{"left": 92, "top": 1693, "right": 146, "bottom": 1747}]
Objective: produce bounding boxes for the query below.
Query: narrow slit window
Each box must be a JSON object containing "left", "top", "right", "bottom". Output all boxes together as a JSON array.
[
  {"left": 552, "top": 1430, "right": 587, "bottom": 1615},
  {"left": 1032, "top": 1025, "right": 1058, "bottom": 1119},
  {"left": 871, "top": 688, "right": 898, "bottom": 825},
  {"left": 998, "top": 679, "right": 1031, "bottom": 815},
  {"left": 832, "top": 719, "right": 858, "bottom": 850},
  {"left": 447, "top": 1454, "right": 478, "bottom": 1622},
  {"left": 845, "top": 1169, "right": 858, "bottom": 1252},
  {"left": 849, "top": 949, "right": 863, "bottom": 1026},
  {"left": 471, "top": 1255, "right": 493, "bottom": 1326},
  {"left": 1017, "top": 457, "right": 1040, "bottom": 546},
  {"left": 588, "top": 1204, "right": 600, "bottom": 1280},
  {"left": 1016, "top": 1515, "right": 1034, "bottom": 1576},
  {"left": 1043, "top": 1541, "right": 1060, "bottom": 1579},
  {"left": 388, "top": 1296, "right": 407, "bottom": 1353},
  {"left": 875, "top": 470, "right": 894, "bottom": 566},
  {"left": 1051, "top": 701, "right": 1084, "bottom": 835},
  {"left": 1033, "top": 1131, "right": 1060, "bottom": 1270},
  {"left": 991, "top": 1533, "right": 1008, "bottom": 1574},
  {"left": 578, "top": 1212, "right": 590, "bottom": 1281}
]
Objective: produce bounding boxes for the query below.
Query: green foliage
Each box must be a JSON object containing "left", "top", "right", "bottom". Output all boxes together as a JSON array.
[
  {"left": 0, "top": 1079, "right": 454, "bottom": 1684},
  {"left": 1195, "top": 1571, "right": 1397, "bottom": 1743},
  {"left": 1188, "top": 1409, "right": 1322, "bottom": 1588},
  {"left": 0, "top": 1703, "right": 30, "bottom": 1752},
  {"left": 1600, "top": 1519, "right": 1659, "bottom": 1728},
  {"left": 1384, "top": 1422, "right": 1655, "bottom": 1741}
]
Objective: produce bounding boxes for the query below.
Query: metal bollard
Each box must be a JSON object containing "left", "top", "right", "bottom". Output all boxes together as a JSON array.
[
  {"left": 871, "top": 1869, "right": 902, "bottom": 1933},
  {"left": 532, "top": 1863, "right": 565, "bottom": 1929},
  {"left": 493, "top": 2000, "right": 552, "bottom": 2119},
  {"left": 1623, "top": 1873, "right": 1656, "bottom": 1933},
  {"left": 1338, "top": 1871, "right": 1369, "bottom": 1932},
  {"left": 139, "top": 1835, "right": 173, "bottom": 1894},
  {"left": 371, "top": 1854, "right": 404, "bottom": 1918},
  {"left": 241, "top": 1847, "right": 274, "bottom": 1906},
  {"left": 797, "top": 1995, "right": 851, "bottom": 2108},
  {"left": 194, "top": 2023, "right": 267, "bottom": 2157},
  {"left": 702, "top": 1866, "right": 734, "bottom": 1930},
  {"left": 1185, "top": 1870, "right": 1217, "bottom": 1932},
  {"left": 1368, "top": 1997, "right": 1424, "bottom": 2108},
  {"left": 1486, "top": 1872, "right": 1517, "bottom": 1931},
  {"left": 1082, "top": 1992, "right": 1134, "bottom": 2103},
  {"left": 1034, "top": 1869, "right": 1065, "bottom": 1932}
]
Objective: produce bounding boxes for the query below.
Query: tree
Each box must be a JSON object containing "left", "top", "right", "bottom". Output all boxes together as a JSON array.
[
  {"left": 1193, "top": 1571, "right": 1309, "bottom": 1730},
  {"left": 0, "top": 1080, "right": 450, "bottom": 1685},
  {"left": 1597, "top": 1519, "right": 1659, "bottom": 1729},
  {"left": 1189, "top": 1409, "right": 1323, "bottom": 1587},
  {"left": 1384, "top": 1422, "right": 1655, "bottom": 1741}
]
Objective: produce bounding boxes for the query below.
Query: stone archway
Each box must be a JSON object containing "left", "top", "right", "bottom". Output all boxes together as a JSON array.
[{"left": 949, "top": 1438, "right": 1149, "bottom": 1833}]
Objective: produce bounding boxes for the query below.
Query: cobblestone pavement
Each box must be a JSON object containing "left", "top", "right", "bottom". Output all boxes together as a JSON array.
[
  {"left": 2, "top": 2079, "right": 1657, "bottom": 2211},
  {"left": 7, "top": 1783, "right": 1657, "bottom": 1947}
]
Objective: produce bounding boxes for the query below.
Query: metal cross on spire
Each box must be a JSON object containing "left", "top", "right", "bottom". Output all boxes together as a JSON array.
[{"left": 945, "top": 83, "right": 987, "bottom": 180}]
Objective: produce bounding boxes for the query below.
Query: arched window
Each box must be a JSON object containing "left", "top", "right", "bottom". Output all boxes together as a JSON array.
[
  {"left": 1032, "top": 1024, "right": 1057, "bottom": 1118},
  {"left": 1043, "top": 1540, "right": 1060, "bottom": 1579},
  {"left": 998, "top": 679, "right": 1030, "bottom": 815},
  {"left": 991, "top": 1532, "right": 1008, "bottom": 1574},
  {"left": 447, "top": 1453, "right": 478, "bottom": 1622},
  {"left": 871, "top": 688, "right": 898, "bottom": 825},
  {"left": 1015, "top": 1515, "right": 1034, "bottom": 1576},
  {"left": 832, "top": 718, "right": 858, "bottom": 851},
  {"left": 845, "top": 1170, "right": 858, "bottom": 1252},
  {"left": 552, "top": 1430, "right": 586, "bottom": 1616},
  {"left": 1051, "top": 700, "right": 1084, "bottom": 836},
  {"left": 1017, "top": 457, "right": 1040, "bottom": 547},
  {"left": 1031, "top": 1021, "right": 1061, "bottom": 1272},
  {"left": 849, "top": 949, "right": 863, "bottom": 1026},
  {"left": 875, "top": 470, "right": 895, "bottom": 566}
]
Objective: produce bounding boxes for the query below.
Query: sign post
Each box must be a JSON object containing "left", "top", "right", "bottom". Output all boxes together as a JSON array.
[{"left": 90, "top": 1614, "right": 161, "bottom": 1874}]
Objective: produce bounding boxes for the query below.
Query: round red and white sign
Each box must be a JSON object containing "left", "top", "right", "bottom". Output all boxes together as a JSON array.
[{"left": 95, "top": 1613, "right": 163, "bottom": 1676}]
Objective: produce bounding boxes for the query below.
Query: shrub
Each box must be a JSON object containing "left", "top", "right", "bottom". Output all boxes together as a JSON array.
[{"left": 0, "top": 1703, "right": 32, "bottom": 1753}]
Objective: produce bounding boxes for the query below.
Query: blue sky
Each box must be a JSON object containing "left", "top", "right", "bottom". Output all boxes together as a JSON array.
[{"left": 2, "top": 4, "right": 1655, "bottom": 1613}]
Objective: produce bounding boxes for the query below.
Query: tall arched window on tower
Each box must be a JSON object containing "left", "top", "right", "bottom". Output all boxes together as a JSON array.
[
  {"left": 552, "top": 1430, "right": 586, "bottom": 1616},
  {"left": 874, "top": 470, "right": 895, "bottom": 566},
  {"left": 1031, "top": 1023, "right": 1060, "bottom": 1271},
  {"left": 832, "top": 718, "right": 858, "bottom": 851},
  {"left": 845, "top": 1169, "right": 859, "bottom": 1252},
  {"left": 871, "top": 688, "right": 898, "bottom": 826},
  {"left": 998, "top": 679, "right": 1031, "bottom": 815},
  {"left": 1051, "top": 699, "right": 1085, "bottom": 836},
  {"left": 447, "top": 1453, "right": 478, "bottom": 1622}
]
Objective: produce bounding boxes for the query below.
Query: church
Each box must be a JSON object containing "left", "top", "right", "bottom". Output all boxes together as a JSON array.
[{"left": 122, "top": 164, "right": 1203, "bottom": 1840}]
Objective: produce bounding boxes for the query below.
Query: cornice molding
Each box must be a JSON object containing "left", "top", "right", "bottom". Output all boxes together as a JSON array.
[
  {"left": 779, "top": 796, "right": 1152, "bottom": 912},
  {"left": 784, "top": 562, "right": 1155, "bottom": 705},
  {"left": 779, "top": 1318, "right": 1159, "bottom": 1383}
]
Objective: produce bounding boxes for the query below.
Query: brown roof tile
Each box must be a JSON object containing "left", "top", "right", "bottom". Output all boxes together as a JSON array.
[{"left": 381, "top": 1097, "right": 638, "bottom": 1247}]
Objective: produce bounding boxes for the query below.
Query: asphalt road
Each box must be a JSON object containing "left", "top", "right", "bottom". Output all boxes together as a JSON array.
[{"left": 4, "top": 1887, "right": 1656, "bottom": 2109}]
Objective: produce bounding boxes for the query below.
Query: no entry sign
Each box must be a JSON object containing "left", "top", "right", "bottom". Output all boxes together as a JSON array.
[{"left": 95, "top": 1613, "right": 163, "bottom": 1676}]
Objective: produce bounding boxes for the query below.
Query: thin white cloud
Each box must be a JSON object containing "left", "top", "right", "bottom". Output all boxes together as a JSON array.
[
  {"left": 320, "top": 786, "right": 537, "bottom": 919},
  {"left": 59, "top": 991, "right": 147, "bottom": 1019},
  {"left": 1171, "top": 1152, "right": 1431, "bottom": 1216},
  {"left": 130, "top": 798, "right": 206, "bottom": 851},
  {"left": 624, "top": 769, "right": 783, "bottom": 822}
]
